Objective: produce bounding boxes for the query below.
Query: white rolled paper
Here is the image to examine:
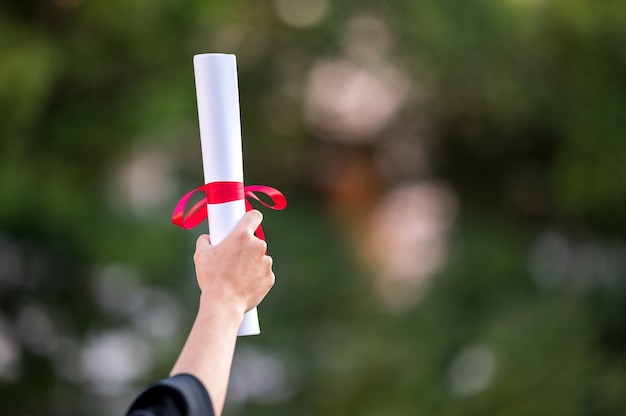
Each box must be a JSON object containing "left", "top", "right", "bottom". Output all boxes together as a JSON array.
[{"left": 193, "top": 53, "right": 260, "bottom": 336}]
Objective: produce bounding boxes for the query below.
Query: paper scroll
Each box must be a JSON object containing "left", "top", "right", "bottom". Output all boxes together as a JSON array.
[{"left": 193, "top": 53, "right": 260, "bottom": 336}]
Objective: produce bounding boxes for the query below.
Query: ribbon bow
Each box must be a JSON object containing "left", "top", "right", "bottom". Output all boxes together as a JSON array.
[{"left": 172, "top": 181, "right": 287, "bottom": 240}]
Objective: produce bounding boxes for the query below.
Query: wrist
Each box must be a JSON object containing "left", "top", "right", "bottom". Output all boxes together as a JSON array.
[{"left": 197, "top": 293, "right": 245, "bottom": 330}]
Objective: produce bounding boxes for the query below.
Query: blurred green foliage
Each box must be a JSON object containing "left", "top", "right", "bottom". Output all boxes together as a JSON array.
[{"left": 1, "top": 0, "right": 625, "bottom": 415}]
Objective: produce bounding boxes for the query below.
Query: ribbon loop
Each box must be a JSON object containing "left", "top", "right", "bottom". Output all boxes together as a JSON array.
[
  {"left": 244, "top": 185, "right": 288, "bottom": 211},
  {"left": 172, "top": 182, "right": 287, "bottom": 238}
]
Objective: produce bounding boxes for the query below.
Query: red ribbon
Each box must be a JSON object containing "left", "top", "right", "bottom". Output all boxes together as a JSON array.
[{"left": 172, "top": 181, "right": 287, "bottom": 240}]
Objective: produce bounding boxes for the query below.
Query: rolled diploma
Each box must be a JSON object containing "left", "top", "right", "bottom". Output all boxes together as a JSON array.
[{"left": 194, "top": 53, "right": 260, "bottom": 336}]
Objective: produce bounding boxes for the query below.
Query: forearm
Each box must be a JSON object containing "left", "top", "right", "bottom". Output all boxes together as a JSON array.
[{"left": 170, "top": 295, "right": 244, "bottom": 416}]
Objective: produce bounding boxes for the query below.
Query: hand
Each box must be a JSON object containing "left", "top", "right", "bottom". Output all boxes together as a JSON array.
[{"left": 193, "top": 210, "right": 275, "bottom": 317}]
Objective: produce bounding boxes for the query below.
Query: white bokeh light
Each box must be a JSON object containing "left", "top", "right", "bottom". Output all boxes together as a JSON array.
[
  {"left": 305, "top": 59, "right": 410, "bottom": 143},
  {"left": 272, "top": 0, "right": 329, "bottom": 28},
  {"left": 367, "top": 182, "right": 457, "bottom": 311},
  {"left": 107, "top": 147, "right": 176, "bottom": 218},
  {"left": 80, "top": 330, "right": 151, "bottom": 394},
  {"left": 0, "top": 316, "right": 21, "bottom": 382},
  {"left": 228, "top": 346, "right": 300, "bottom": 405},
  {"left": 447, "top": 344, "right": 497, "bottom": 396}
]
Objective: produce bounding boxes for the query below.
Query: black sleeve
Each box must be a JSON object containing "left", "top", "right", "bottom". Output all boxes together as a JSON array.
[{"left": 126, "top": 374, "right": 215, "bottom": 416}]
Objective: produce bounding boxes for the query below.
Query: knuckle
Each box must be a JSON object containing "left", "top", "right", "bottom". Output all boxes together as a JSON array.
[
  {"left": 251, "top": 237, "right": 267, "bottom": 253},
  {"left": 233, "top": 228, "right": 248, "bottom": 242},
  {"left": 265, "top": 271, "right": 276, "bottom": 289},
  {"left": 233, "top": 226, "right": 245, "bottom": 238},
  {"left": 193, "top": 250, "right": 202, "bottom": 264}
]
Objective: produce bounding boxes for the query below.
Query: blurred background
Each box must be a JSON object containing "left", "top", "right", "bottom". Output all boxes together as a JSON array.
[{"left": 1, "top": 0, "right": 626, "bottom": 414}]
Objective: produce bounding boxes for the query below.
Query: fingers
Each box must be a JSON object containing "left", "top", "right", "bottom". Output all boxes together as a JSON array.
[
  {"left": 267, "top": 257, "right": 276, "bottom": 291},
  {"left": 245, "top": 255, "right": 275, "bottom": 312},
  {"left": 262, "top": 255, "right": 275, "bottom": 288}
]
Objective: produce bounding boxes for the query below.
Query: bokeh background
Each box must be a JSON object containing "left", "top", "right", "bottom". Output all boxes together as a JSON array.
[{"left": 1, "top": 0, "right": 626, "bottom": 414}]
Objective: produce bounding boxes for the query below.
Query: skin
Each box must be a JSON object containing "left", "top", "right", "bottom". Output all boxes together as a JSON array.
[{"left": 170, "top": 210, "right": 275, "bottom": 416}]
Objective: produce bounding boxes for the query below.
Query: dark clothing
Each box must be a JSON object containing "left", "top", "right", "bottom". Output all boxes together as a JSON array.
[{"left": 126, "top": 374, "right": 214, "bottom": 416}]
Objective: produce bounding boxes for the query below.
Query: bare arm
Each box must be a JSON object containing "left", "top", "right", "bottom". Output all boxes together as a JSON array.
[{"left": 170, "top": 210, "right": 274, "bottom": 416}]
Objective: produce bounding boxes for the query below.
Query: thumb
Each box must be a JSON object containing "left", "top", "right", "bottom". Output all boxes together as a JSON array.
[
  {"left": 236, "top": 210, "right": 263, "bottom": 235},
  {"left": 196, "top": 234, "right": 211, "bottom": 250}
]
